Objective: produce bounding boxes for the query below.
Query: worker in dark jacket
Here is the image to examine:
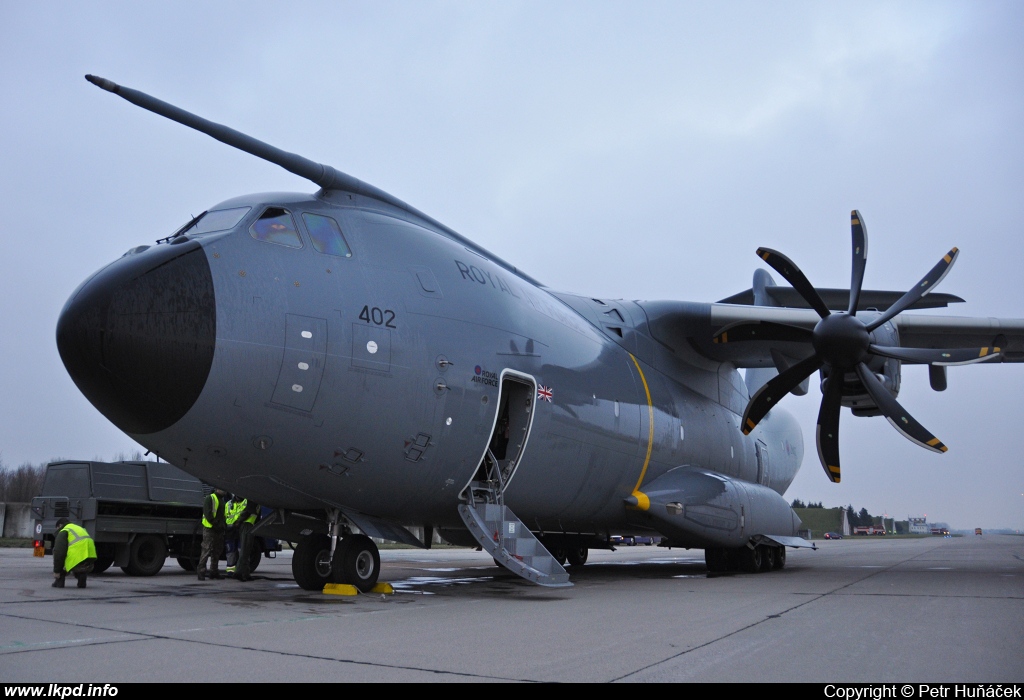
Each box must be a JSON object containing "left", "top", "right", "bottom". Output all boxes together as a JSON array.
[
  {"left": 197, "top": 487, "right": 228, "bottom": 581},
  {"left": 52, "top": 517, "right": 97, "bottom": 588}
]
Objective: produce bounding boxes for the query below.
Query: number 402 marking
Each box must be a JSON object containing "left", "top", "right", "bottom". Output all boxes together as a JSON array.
[{"left": 359, "top": 305, "right": 397, "bottom": 328}]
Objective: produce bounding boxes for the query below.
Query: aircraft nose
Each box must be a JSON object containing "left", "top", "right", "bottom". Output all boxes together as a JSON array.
[{"left": 56, "top": 239, "right": 216, "bottom": 435}]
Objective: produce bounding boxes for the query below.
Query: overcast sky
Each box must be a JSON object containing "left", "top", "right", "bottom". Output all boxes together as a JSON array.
[{"left": 1, "top": 2, "right": 1021, "bottom": 529}]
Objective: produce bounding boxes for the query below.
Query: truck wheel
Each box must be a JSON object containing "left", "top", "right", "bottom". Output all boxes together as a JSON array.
[
  {"left": 176, "top": 537, "right": 201, "bottom": 572},
  {"left": 333, "top": 535, "right": 380, "bottom": 593},
  {"left": 122, "top": 535, "right": 167, "bottom": 576},
  {"left": 93, "top": 556, "right": 115, "bottom": 574},
  {"left": 292, "top": 534, "right": 337, "bottom": 591}
]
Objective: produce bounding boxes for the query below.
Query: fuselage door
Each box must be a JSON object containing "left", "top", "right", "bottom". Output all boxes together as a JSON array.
[{"left": 464, "top": 370, "right": 538, "bottom": 501}]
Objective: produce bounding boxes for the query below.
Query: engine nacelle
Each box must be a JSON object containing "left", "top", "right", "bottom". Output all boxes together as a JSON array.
[{"left": 822, "top": 318, "right": 902, "bottom": 417}]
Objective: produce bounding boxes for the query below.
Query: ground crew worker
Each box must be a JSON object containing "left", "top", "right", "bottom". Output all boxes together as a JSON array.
[
  {"left": 52, "top": 517, "right": 97, "bottom": 589},
  {"left": 197, "top": 486, "right": 228, "bottom": 581},
  {"left": 224, "top": 495, "right": 242, "bottom": 575},
  {"left": 232, "top": 498, "right": 261, "bottom": 582}
]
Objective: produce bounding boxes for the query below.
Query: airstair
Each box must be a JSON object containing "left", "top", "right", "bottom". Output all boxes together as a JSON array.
[{"left": 458, "top": 450, "right": 571, "bottom": 588}]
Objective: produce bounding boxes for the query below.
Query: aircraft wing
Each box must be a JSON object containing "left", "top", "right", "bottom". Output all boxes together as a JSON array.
[{"left": 638, "top": 301, "right": 1024, "bottom": 368}]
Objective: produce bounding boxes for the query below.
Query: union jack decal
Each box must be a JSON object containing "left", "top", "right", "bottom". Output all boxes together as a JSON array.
[{"left": 537, "top": 385, "right": 553, "bottom": 402}]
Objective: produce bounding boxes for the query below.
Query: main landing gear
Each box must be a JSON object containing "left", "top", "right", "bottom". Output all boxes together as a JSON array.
[
  {"left": 704, "top": 542, "right": 786, "bottom": 574},
  {"left": 291, "top": 516, "right": 381, "bottom": 592}
]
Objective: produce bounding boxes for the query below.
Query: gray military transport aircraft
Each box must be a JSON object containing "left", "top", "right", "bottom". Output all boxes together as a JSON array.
[{"left": 57, "top": 75, "right": 1024, "bottom": 591}]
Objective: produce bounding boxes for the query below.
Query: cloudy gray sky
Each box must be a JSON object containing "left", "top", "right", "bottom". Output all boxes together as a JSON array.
[{"left": 2, "top": 2, "right": 1021, "bottom": 529}]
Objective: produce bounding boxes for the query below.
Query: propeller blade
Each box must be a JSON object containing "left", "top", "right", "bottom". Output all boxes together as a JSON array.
[
  {"left": 855, "top": 363, "right": 947, "bottom": 453},
  {"left": 866, "top": 247, "right": 959, "bottom": 331},
  {"left": 713, "top": 321, "right": 813, "bottom": 345},
  {"left": 741, "top": 355, "right": 822, "bottom": 435},
  {"left": 815, "top": 371, "right": 845, "bottom": 483},
  {"left": 869, "top": 344, "right": 1001, "bottom": 366},
  {"left": 755, "top": 248, "right": 831, "bottom": 319},
  {"left": 847, "top": 210, "right": 868, "bottom": 315}
]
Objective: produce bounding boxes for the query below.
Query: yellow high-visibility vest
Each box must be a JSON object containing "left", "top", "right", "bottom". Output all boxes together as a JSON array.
[
  {"left": 62, "top": 523, "right": 97, "bottom": 572},
  {"left": 202, "top": 493, "right": 221, "bottom": 529}
]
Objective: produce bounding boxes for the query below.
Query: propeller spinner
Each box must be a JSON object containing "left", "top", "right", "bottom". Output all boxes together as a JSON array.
[{"left": 716, "top": 211, "right": 1001, "bottom": 483}]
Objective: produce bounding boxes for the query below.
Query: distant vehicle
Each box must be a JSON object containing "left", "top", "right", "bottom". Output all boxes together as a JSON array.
[
  {"left": 823, "top": 532, "right": 843, "bottom": 540},
  {"left": 975, "top": 528, "right": 983, "bottom": 536},
  {"left": 930, "top": 527, "right": 950, "bottom": 536},
  {"left": 853, "top": 525, "right": 886, "bottom": 535},
  {"left": 32, "top": 460, "right": 280, "bottom": 576},
  {"left": 608, "top": 534, "right": 660, "bottom": 546}
]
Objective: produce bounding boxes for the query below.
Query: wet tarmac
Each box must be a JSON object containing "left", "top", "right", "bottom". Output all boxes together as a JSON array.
[{"left": 1, "top": 536, "right": 1021, "bottom": 682}]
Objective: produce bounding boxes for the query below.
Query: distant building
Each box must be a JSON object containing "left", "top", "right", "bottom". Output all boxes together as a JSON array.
[{"left": 909, "top": 516, "right": 928, "bottom": 535}]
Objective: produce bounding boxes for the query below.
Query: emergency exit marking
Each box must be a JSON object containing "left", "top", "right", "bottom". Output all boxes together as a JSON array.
[
  {"left": 298, "top": 362, "right": 309, "bottom": 370},
  {"left": 301, "top": 331, "right": 313, "bottom": 338},
  {"left": 366, "top": 341, "right": 378, "bottom": 354}
]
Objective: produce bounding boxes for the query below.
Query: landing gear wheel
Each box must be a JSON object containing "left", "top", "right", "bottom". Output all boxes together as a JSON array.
[
  {"left": 759, "top": 545, "right": 776, "bottom": 572},
  {"left": 122, "top": 534, "right": 167, "bottom": 576},
  {"left": 334, "top": 535, "right": 380, "bottom": 592},
  {"left": 292, "top": 534, "right": 338, "bottom": 591},
  {"left": 566, "top": 546, "right": 588, "bottom": 567},
  {"left": 773, "top": 546, "right": 787, "bottom": 570},
  {"left": 248, "top": 547, "right": 262, "bottom": 573},
  {"left": 737, "top": 544, "right": 763, "bottom": 573},
  {"left": 705, "top": 547, "right": 730, "bottom": 573},
  {"left": 176, "top": 557, "right": 196, "bottom": 572}
]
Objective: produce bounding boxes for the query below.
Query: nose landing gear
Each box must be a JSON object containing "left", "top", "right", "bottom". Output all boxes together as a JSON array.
[{"left": 291, "top": 511, "right": 381, "bottom": 592}]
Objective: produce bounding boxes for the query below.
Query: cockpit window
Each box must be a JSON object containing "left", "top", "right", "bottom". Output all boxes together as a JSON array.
[
  {"left": 302, "top": 213, "right": 352, "bottom": 258},
  {"left": 250, "top": 208, "right": 302, "bottom": 248},
  {"left": 192, "top": 207, "right": 251, "bottom": 234}
]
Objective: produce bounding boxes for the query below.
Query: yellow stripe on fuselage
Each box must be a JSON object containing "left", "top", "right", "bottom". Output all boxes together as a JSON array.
[{"left": 629, "top": 353, "right": 655, "bottom": 496}]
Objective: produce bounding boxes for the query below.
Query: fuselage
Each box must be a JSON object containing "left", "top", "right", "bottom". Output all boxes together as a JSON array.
[{"left": 57, "top": 189, "right": 804, "bottom": 536}]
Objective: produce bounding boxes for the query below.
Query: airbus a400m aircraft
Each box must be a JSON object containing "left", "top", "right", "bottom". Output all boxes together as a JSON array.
[{"left": 58, "top": 76, "right": 1024, "bottom": 591}]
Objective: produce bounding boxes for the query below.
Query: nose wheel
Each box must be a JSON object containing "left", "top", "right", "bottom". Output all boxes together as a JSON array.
[
  {"left": 332, "top": 534, "right": 381, "bottom": 593},
  {"left": 292, "top": 533, "right": 381, "bottom": 592}
]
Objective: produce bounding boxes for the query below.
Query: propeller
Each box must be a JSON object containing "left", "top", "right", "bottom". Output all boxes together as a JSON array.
[{"left": 716, "top": 210, "right": 1001, "bottom": 483}]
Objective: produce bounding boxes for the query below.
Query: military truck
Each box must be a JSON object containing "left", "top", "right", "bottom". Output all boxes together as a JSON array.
[{"left": 32, "top": 460, "right": 279, "bottom": 576}]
